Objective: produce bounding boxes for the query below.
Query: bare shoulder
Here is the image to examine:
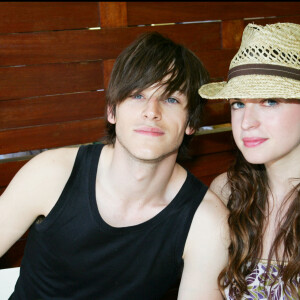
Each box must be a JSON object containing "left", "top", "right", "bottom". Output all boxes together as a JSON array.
[
  {"left": 209, "top": 172, "right": 230, "bottom": 206},
  {"left": 179, "top": 189, "right": 229, "bottom": 299},
  {"left": 2, "top": 147, "right": 80, "bottom": 214},
  {"left": 28, "top": 146, "right": 78, "bottom": 166},
  {"left": 193, "top": 189, "right": 228, "bottom": 237},
  {"left": 0, "top": 147, "right": 80, "bottom": 256},
  {"left": 184, "top": 189, "right": 229, "bottom": 257},
  {"left": 11, "top": 147, "right": 79, "bottom": 186}
]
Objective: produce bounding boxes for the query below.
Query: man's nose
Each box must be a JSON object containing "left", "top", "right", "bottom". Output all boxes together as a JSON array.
[{"left": 142, "top": 97, "right": 162, "bottom": 121}]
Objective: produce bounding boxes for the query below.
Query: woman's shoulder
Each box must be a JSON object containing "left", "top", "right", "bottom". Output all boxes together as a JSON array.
[{"left": 209, "top": 172, "right": 231, "bottom": 206}]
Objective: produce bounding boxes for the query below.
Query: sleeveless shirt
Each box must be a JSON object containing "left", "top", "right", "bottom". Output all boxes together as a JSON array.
[{"left": 10, "top": 144, "right": 208, "bottom": 300}]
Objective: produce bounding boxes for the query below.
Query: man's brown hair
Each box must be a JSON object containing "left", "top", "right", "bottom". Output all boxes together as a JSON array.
[{"left": 105, "top": 31, "right": 209, "bottom": 159}]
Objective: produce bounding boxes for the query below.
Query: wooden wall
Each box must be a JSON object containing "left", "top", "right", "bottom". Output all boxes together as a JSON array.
[{"left": 0, "top": 0, "right": 299, "bottom": 278}]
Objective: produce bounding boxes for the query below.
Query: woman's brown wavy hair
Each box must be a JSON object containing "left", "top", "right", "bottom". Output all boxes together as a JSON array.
[{"left": 218, "top": 149, "right": 300, "bottom": 299}]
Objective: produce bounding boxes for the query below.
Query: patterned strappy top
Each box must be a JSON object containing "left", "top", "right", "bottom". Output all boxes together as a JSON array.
[{"left": 225, "top": 260, "right": 300, "bottom": 300}]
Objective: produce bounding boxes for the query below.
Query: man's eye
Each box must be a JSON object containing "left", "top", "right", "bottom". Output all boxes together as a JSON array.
[
  {"left": 230, "top": 102, "right": 244, "bottom": 109},
  {"left": 165, "top": 97, "right": 178, "bottom": 104},
  {"left": 132, "top": 94, "right": 143, "bottom": 100}
]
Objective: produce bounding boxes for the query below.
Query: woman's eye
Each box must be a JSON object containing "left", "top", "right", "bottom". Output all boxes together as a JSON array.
[
  {"left": 165, "top": 97, "right": 178, "bottom": 104},
  {"left": 263, "top": 99, "right": 278, "bottom": 107},
  {"left": 231, "top": 102, "right": 244, "bottom": 109}
]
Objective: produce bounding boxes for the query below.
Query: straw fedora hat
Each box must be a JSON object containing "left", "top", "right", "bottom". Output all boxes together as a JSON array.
[{"left": 199, "top": 22, "right": 300, "bottom": 99}]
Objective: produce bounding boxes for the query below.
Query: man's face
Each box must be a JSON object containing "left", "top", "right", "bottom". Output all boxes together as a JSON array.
[{"left": 107, "top": 82, "right": 194, "bottom": 163}]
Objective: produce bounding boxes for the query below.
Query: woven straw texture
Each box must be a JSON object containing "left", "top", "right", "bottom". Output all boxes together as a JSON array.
[{"left": 199, "top": 23, "right": 300, "bottom": 99}]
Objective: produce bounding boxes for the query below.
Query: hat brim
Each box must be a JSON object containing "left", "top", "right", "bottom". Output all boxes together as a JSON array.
[{"left": 199, "top": 75, "right": 300, "bottom": 99}]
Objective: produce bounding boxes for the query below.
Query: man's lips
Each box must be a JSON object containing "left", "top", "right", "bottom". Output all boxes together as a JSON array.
[
  {"left": 134, "top": 127, "right": 164, "bottom": 136},
  {"left": 242, "top": 137, "right": 268, "bottom": 147}
]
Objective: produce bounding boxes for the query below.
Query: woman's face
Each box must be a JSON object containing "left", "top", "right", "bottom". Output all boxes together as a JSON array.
[{"left": 230, "top": 98, "right": 300, "bottom": 166}]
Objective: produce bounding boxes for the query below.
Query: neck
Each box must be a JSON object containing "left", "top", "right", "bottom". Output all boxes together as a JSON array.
[
  {"left": 265, "top": 145, "right": 300, "bottom": 201},
  {"left": 98, "top": 143, "right": 185, "bottom": 207}
]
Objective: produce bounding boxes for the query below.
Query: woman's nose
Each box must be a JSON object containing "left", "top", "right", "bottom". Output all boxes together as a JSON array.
[{"left": 241, "top": 105, "right": 260, "bottom": 130}]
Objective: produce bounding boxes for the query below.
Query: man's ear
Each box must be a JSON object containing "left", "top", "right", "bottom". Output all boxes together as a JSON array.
[
  {"left": 107, "top": 106, "right": 116, "bottom": 124},
  {"left": 185, "top": 125, "right": 195, "bottom": 135}
]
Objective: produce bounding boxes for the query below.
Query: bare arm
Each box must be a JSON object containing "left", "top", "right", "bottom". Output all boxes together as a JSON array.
[
  {"left": 178, "top": 190, "right": 229, "bottom": 300},
  {"left": 210, "top": 172, "right": 230, "bottom": 206},
  {"left": 0, "top": 147, "right": 78, "bottom": 257}
]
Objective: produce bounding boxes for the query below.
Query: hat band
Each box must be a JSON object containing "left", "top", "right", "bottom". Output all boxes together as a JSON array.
[{"left": 228, "top": 64, "right": 300, "bottom": 81}]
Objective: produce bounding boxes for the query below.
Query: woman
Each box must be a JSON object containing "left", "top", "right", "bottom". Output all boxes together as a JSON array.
[{"left": 199, "top": 22, "right": 300, "bottom": 299}]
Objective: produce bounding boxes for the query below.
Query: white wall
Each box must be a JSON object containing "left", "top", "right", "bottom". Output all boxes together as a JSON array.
[{"left": 0, "top": 267, "right": 20, "bottom": 300}]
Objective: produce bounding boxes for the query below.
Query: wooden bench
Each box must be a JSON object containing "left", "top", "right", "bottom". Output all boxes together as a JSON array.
[{"left": 0, "top": 2, "right": 299, "bottom": 297}]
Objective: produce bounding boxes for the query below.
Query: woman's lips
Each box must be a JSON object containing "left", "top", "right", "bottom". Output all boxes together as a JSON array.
[{"left": 242, "top": 137, "right": 268, "bottom": 147}]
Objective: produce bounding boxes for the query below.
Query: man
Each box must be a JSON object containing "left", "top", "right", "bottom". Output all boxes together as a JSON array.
[{"left": 0, "top": 32, "right": 228, "bottom": 299}]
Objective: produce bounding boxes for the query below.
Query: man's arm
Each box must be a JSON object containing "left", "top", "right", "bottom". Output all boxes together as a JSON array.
[
  {"left": 178, "top": 189, "right": 229, "bottom": 300},
  {"left": 0, "top": 148, "right": 77, "bottom": 257}
]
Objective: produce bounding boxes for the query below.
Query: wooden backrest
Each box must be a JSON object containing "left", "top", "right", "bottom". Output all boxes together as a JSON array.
[{"left": 0, "top": 1, "right": 299, "bottom": 271}]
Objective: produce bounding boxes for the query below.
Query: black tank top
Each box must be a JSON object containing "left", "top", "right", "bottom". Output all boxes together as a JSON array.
[{"left": 11, "top": 144, "right": 208, "bottom": 300}]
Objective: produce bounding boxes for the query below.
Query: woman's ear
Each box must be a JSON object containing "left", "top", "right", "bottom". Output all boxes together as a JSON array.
[
  {"left": 185, "top": 125, "right": 195, "bottom": 135},
  {"left": 107, "top": 106, "right": 116, "bottom": 124}
]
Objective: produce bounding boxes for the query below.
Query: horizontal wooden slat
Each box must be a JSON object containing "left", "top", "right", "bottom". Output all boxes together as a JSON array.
[
  {"left": 0, "top": 230, "right": 28, "bottom": 268},
  {"left": 103, "top": 59, "right": 116, "bottom": 89},
  {"left": 99, "top": 2, "right": 127, "bottom": 28},
  {"left": 0, "top": 22, "right": 221, "bottom": 67},
  {"left": 0, "top": 30, "right": 103, "bottom": 67},
  {"left": 181, "top": 150, "right": 235, "bottom": 185},
  {"left": 127, "top": 2, "right": 300, "bottom": 26},
  {"left": 222, "top": 20, "right": 245, "bottom": 49},
  {"left": 0, "top": 239, "right": 27, "bottom": 269},
  {"left": 197, "top": 174, "right": 222, "bottom": 187},
  {"left": 0, "top": 119, "right": 106, "bottom": 154},
  {"left": 0, "top": 187, "right": 6, "bottom": 196},
  {"left": 0, "top": 159, "right": 28, "bottom": 187},
  {"left": 0, "top": 2, "right": 99, "bottom": 34},
  {"left": 100, "top": 20, "right": 221, "bottom": 55},
  {"left": 244, "top": 15, "right": 300, "bottom": 26},
  {"left": 0, "top": 61, "right": 103, "bottom": 101},
  {"left": 201, "top": 100, "right": 231, "bottom": 126},
  {"left": 0, "top": 91, "right": 106, "bottom": 130},
  {"left": 188, "top": 131, "right": 235, "bottom": 157},
  {"left": 197, "top": 49, "right": 236, "bottom": 80}
]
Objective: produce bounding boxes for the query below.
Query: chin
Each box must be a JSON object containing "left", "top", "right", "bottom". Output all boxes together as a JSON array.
[
  {"left": 242, "top": 153, "right": 268, "bottom": 165},
  {"left": 132, "top": 148, "right": 178, "bottom": 163},
  {"left": 128, "top": 148, "right": 160, "bottom": 160}
]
